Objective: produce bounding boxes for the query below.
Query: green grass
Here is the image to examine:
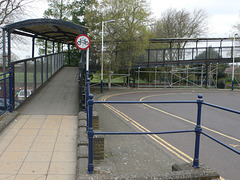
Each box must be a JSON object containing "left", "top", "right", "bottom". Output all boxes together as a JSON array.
[
  {"left": 14, "top": 72, "right": 48, "bottom": 83},
  {"left": 90, "top": 74, "right": 147, "bottom": 83}
]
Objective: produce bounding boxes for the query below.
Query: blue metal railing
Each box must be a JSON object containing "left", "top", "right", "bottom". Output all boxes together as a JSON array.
[
  {"left": 84, "top": 80, "right": 240, "bottom": 174},
  {"left": 0, "top": 68, "right": 13, "bottom": 115}
]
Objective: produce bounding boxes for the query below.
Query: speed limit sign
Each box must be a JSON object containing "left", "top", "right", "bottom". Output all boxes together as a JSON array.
[{"left": 75, "top": 34, "right": 91, "bottom": 50}]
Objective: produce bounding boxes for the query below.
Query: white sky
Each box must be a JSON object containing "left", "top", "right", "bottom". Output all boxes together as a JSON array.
[
  {"left": 150, "top": 0, "right": 240, "bottom": 37},
  {"left": 31, "top": 0, "right": 240, "bottom": 38},
  {"left": 15, "top": 0, "right": 240, "bottom": 59}
]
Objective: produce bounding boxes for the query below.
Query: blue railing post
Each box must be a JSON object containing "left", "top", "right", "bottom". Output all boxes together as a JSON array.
[
  {"left": 8, "top": 68, "right": 13, "bottom": 113},
  {"left": 193, "top": 94, "right": 203, "bottom": 168},
  {"left": 101, "top": 80, "right": 103, "bottom": 93},
  {"left": 87, "top": 94, "right": 94, "bottom": 174}
]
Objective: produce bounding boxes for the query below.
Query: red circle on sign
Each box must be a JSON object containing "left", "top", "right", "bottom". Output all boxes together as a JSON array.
[{"left": 75, "top": 34, "right": 91, "bottom": 50}]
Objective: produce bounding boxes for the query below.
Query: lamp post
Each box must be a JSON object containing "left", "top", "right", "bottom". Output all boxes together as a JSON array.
[
  {"left": 101, "top": 19, "right": 115, "bottom": 93},
  {"left": 232, "top": 33, "right": 238, "bottom": 91}
]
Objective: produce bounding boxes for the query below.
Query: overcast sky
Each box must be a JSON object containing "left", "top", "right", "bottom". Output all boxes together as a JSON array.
[
  {"left": 150, "top": 0, "right": 240, "bottom": 37},
  {"left": 19, "top": 0, "right": 239, "bottom": 59},
  {"left": 32, "top": 0, "right": 239, "bottom": 38}
]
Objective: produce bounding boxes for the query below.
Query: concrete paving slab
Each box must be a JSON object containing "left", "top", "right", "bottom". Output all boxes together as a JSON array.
[
  {"left": 0, "top": 114, "right": 78, "bottom": 179},
  {"left": 0, "top": 67, "right": 79, "bottom": 179}
]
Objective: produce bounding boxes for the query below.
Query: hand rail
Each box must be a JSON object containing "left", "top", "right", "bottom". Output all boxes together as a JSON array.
[{"left": 85, "top": 84, "right": 240, "bottom": 174}]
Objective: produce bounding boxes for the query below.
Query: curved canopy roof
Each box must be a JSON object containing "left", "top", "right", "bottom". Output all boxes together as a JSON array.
[{"left": 3, "top": 18, "right": 88, "bottom": 44}]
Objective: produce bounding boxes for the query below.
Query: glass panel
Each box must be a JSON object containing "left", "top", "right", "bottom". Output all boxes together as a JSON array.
[
  {"left": 171, "top": 49, "right": 179, "bottom": 61},
  {"left": 235, "top": 47, "right": 240, "bottom": 58},
  {"left": 36, "top": 58, "right": 42, "bottom": 89},
  {"left": 209, "top": 47, "right": 220, "bottom": 59},
  {"left": 27, "top": 60, "right": 34, "bottom": 92},
  {"left": 184, "top": 49, "right": 193, "bottom": 60},
  {"left": 61, "top": 53, "right": 64, "bottom": 67},
  {"left": 178, "top": 49, "right": 185, "bottom": 60},
  {"left": 196, "top": 48, "right": 207, "bottom": 59},
  {"left": 52, "top": 55, "right": 55, "bottom": 74},
  {"left": 55, "top": 54, "right": 58, "bottom": 73},
  {"left": 222, "top": 47, "right": 232, "bottom": 59},
  {"left": 149, "top": 50, "right": 156, "bottom": 62},
  {"left": 43, "top": 57, "right": 47, "bottom": 83},
  {"left": 14, "top": 62, "right": 25, "bottom": 106},
  {"left": 165, "top": 50, "right": 170, "bottom": 61},
  {"left": 156, "top": 50, "right": 164, "bottom": 61},
  {"left": 48, "top": 55, "right": 52, "bottom": 76}
]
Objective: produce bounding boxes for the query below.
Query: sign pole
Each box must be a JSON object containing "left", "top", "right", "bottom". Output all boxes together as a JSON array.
[
  {"left": 86, "top": 48, "right": 89, "bottom": 72},
  {"left": 86, "top": 48, "right": 90, "bottom": 88},
  {"left": 75, "top": 34, "right": 91, "bottom": 112},
  {"left": 75, "top": 34, "right": 91, "bottom": 78}
]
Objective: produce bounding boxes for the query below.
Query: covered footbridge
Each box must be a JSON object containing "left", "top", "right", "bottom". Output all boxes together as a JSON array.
[
  {"left": 0, "top": 18, "right": 89, "bottom": 179},
  {"left": 1, "top": 18, "right": 88, "bottom": 112}
]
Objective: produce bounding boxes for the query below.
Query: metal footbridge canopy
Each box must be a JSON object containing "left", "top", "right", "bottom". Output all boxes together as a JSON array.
[{"left": 2, "top": 18, "right": 88, "bottom": 44}]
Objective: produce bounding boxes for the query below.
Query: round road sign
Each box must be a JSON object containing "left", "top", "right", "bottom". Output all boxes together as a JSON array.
[{"left": 75, "top": 34, "right": 91, "bottom": 50}]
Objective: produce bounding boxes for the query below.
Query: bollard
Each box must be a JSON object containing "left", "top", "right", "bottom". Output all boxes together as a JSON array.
[
  {"left": 87, "top": 94, "right": 94, "bottom": 174},
  {"left": 193, "top": 94, "right": 203, "bottom": 168}
]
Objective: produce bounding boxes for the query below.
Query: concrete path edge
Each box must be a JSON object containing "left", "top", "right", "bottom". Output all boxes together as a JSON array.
[{"left": 0, "top": 111, "right": 19, "bottom": 132}]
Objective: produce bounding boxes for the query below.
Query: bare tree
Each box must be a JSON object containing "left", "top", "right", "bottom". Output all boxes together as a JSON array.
[
  {"left": 0, "top": 0, "right": 31, "bottom": 27},
  {"left": 0, "top": 0, "right": 36, "bottom": 62},
  {"left": 150, "top": 8, "right": 208, "bottom": 61},
  {"left": 152, "top": 8, "right": 208, "bottom": 40},
  {"left": 0, "top": 0, "right": 35, "bottom": 42}
]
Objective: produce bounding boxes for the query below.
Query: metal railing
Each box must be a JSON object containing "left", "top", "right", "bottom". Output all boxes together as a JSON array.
[
  {"left": 10, "top": 52, "right": 64, "bottom": 110},
  {"left": 135, "top": 46, "right": 240, "bottom": 66},
  {"left": 85, "top": 80, "right": 240, "bottom": 174},
  {"left": 0, "top": 69, "right": 13, "bottom": 115}
]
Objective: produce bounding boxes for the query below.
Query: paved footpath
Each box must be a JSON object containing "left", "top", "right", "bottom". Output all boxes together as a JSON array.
[{"left": 0, "top": 67, "right": 79, "bottom": 180}]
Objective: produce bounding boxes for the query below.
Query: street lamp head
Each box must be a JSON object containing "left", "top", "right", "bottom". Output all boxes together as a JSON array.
[{"left": 104, "top": 20, "right": 115, "bottom": 23}]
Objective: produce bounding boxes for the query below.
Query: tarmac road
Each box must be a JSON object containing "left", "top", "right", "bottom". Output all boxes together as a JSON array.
[{"left": 94, "top": 88, "right": 240, "bottom": 180}]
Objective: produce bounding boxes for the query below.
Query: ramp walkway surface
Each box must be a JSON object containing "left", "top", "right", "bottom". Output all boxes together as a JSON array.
[{"left": 0, "top": 67, "right": 79, "bottom": 180}]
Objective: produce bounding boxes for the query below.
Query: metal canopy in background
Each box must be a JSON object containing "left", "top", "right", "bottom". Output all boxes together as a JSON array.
[
  {"left": 149, "top": 38, "right": 234, "bottom": 43},
  {"left": 3, "top": 18, "right": 88, "bottom": 44},
  {"left": 132, "top": 37, "right": 240, "bottom": 68}
]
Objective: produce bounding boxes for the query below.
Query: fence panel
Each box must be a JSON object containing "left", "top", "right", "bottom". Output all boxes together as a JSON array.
[{"left": 5, "top": 53, "right": 64, "bottom": 111}]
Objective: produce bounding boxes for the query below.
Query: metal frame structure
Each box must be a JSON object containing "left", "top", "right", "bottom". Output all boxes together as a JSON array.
[
  {"left": 107, "top": 73, "right": 130, "bottom": 90},
  {"left": 89, "top": 37, "right": 239, "bottom": 91},
  {"left": 135, "top": 64, "right": 218, "bottom": 88}
]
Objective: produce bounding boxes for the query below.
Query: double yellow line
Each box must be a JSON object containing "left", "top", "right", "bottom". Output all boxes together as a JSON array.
[
  {"left": 100, "top": 95, "right": 192, "bottom": 163},
  {"left": 100, "top": 92, "right": 236, "bottom": 180},
  {"left": 140, "top": 94, "right": 240, "bottom": 143}
]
